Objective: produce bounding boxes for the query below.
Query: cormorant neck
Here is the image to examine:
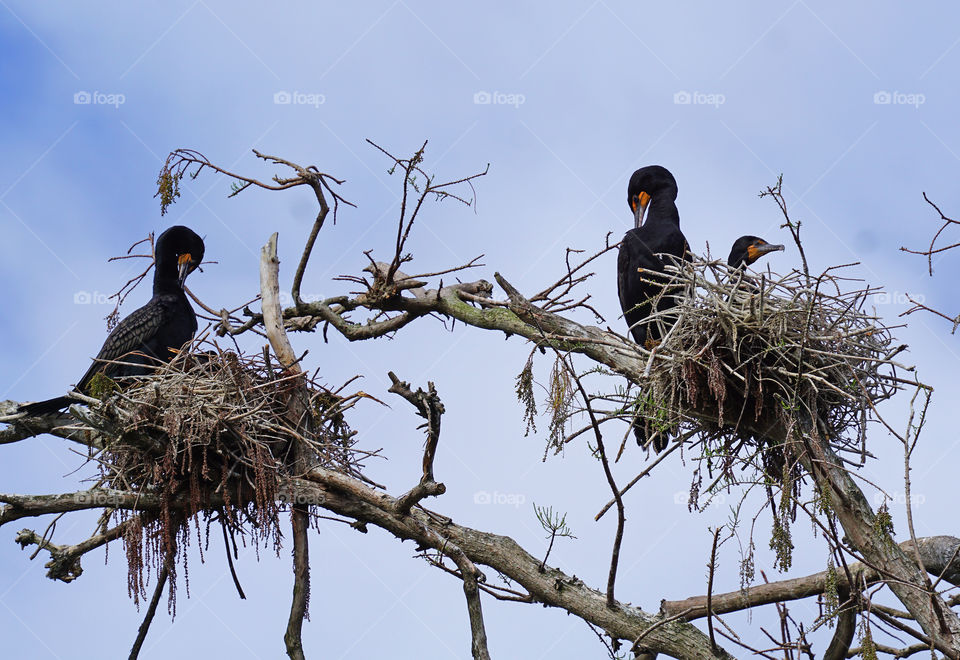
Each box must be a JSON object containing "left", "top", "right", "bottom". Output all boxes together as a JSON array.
[
  {"left": 153, "top": 250, "right": 183, "bottom": 295},
  {"left": 646, "top": 197, "right": 680, "bottom": 226}
]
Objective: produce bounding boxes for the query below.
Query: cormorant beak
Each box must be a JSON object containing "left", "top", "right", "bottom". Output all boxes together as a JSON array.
[
  {"left": 746, "top": 242, "right": 784, "bottom": 264},
  {"left": 177, "top": 253, "right": 195, "bottom": 287},
  {"left": 632, "top": 191, "right": 652, "bottom": 228}
]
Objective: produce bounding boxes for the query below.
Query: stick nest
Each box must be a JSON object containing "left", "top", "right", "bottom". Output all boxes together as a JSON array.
[
  {"left": 72, "top": 342, "right": 371, "bottom": 609},
  {"left": 630, "top": 258, "right": 917, "bottom": 460}
]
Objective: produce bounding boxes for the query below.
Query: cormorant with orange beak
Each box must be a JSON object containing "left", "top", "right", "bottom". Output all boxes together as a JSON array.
[
  {"left": 20, "top": 226, "right": 205, "bottom": 415},
  {"left": 617, "top": 165, "right": 689, "bottom": 347}
]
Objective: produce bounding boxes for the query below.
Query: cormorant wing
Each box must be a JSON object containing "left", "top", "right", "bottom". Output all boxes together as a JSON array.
[
  {"left": 617, "top": 230, "right": 666, "bottom": 316},
  {"left": 75, "top": 295, "right": 184, "bottom": 391}
]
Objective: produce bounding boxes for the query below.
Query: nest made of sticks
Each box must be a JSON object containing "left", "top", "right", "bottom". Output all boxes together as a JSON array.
[
  {"left": 628, "top": 257, "right": 916, "bottom": 460},
  {"left": 69, "top": 341, "right": 371, "bottom": 607}
]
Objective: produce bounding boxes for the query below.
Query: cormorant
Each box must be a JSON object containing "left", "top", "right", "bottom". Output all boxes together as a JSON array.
[
  {"left": 618, "top": 166, "right": 689, "bottom": 453},
  {"left": 617, "top": 165, "right": 689, "bottom": 347},
  {"left": 727, "top": 235, "right": 784, "bottom": 269},
  {"left": 20, "top": 226, "right": 205, "bottom": 415}
]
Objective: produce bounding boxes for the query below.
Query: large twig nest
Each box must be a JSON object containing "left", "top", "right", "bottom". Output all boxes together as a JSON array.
[
  {"left": 631, "top": 258, "right": 917, "bottom": 459},
  {"left": 67, "top": 341, "right": 368, "bottom": 607},
  {"left": 92, "top": 342, "right": 362, "bottom": 502}
]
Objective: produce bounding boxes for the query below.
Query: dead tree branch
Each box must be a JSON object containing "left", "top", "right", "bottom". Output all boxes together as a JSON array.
[
  {"left": 662, "top": 536, "right": 960, "bottom": 620},
  {"left": 388, "top": 373, "right": 447, "bottom": 515},
  {"left": 900, "top": 193, "right": 960, "bottom": 330}
]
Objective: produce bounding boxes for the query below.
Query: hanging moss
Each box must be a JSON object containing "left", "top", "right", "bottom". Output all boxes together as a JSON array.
[
  {"left": 515, "top": 354, "right": 537, "bottom": 436},
  {"left": 873, "top": 502, "right": 895, "bottom": 546},
  {"left": 823, "top": 557, "right": 839, "bottom": 626},
  {"left": 857, "top": 618, "right": 878, "bottom": 660}
]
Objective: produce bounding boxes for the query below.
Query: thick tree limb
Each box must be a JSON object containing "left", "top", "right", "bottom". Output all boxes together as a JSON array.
[
  {"left": 1, "top": 490, "right": 176, "bottom": 525},
  {"left": 295, "top": 469, "right": 733, "bottom": 659},
  {"left": 802, "top": 434, "right": 960, "bottom": 655},
  {"left": 662, "top": 535, "right": 960, "bottom": 619},
  {"left": 8, "top": 477, "right": 959, "bottom": 656},
  {"left": 0, "top": 408, "right": 103, "bottom": 448},
  {"left": 261, "top": 233, "right": 312, "bottom": 660},
  {"left": 460, "top": 561, "right": 491, "bottom": 660}
]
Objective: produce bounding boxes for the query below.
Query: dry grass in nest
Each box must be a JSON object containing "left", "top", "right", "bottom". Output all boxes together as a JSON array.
[
  {"left": 628, "top": 257, "right": 916, "bottom": 467},
  {"left": 70, "top": 341, "right": 373, "bottom": 610}
]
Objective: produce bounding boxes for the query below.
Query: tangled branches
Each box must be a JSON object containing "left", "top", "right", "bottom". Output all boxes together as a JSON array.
[
  {"left": 618, "top": 257, "right": 915, "bottom": 463},
  {"left": 6, "top": 143, "right": 960, "bottom": 659},
  {"left": 44, "top": 341, "right": 364, "bottom": 605}
]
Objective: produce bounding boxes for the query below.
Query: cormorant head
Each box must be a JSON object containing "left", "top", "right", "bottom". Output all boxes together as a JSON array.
[
  {"left": 627, "top": 165, "right": 678, "bottom": 228},
  {"left": 727, "top": 235, "right": 784, "bottom": 268},
  {"left": 156, "top": 225, "right": 206, "bottom": 287}
]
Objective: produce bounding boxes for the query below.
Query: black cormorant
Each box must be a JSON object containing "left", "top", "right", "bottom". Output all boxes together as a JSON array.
[
  {"left": 617, "top": 165, "right": 689, "bottom": 348},
  {"left": 727, "top": 235, "right": 784, "bottom": 269},
  {"left": 20, "top": 226, "right": 205, "bottom": 415},
  {"left": 618, "top": 166, "right": 689, "bottom": 452}
]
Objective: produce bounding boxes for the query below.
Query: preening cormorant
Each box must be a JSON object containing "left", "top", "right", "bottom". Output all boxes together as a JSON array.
[
  {"left": 617, "top": 165, "right": 689, "bottom": 347},
  {"left": 727, "top": 235, "right": 784, "bottom": 269},
  {"left": 618, "top": 166, "right": 689, "bottom": 453},
  {"left": 20, "top": 226, "right": 205, "bottom": 415}
]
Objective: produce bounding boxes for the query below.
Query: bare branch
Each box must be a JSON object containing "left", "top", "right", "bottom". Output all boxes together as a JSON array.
[
  {"left": 296, "top": 468, "right": 733, "bottom": 658},
  {"left": 662, "top": 536, "right": 960, "bottom": 619},
  {"left": 900, "top": 192, "right": 960, "bottom": 276},
  {"left": 561, "top": 355, "right": 624, "bottom": 608},
  {"left": 128, "top": 563, "right": 169, "bottom": 660},
  {"left": 388, "top": 373, "right": 447, "bottom": 515}
]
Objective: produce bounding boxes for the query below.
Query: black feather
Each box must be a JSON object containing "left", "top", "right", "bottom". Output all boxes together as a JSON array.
[{"left": 20, "top": 226, "right": 205, "bottom": 415}]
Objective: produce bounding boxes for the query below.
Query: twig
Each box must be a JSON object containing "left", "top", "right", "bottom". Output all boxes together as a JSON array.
[
  {"left": 707, "top": 527, "right": 721, "bottom": 653},
  {"left": 128, "top": 562, "right": 169, "bottom": 660},
  {"left": 561, "top": 354, "right": 624, "bottom": 608}
]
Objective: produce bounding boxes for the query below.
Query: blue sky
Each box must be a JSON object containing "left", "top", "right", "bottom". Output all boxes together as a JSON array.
[{"left": 3, "top": 2, "right": 960, "bottom": 658}]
